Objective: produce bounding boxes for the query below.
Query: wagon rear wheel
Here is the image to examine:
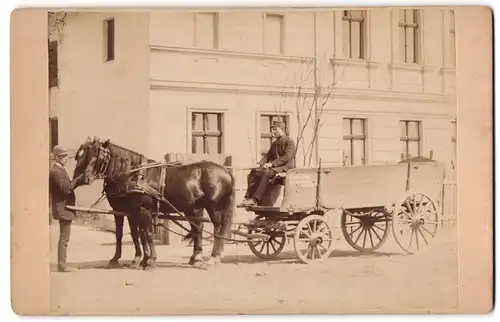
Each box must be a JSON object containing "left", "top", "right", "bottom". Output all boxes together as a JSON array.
[
  {"left": 248, "top": 215, "right": 286, "bottom": 260},
  {"left": 392, "top": 192, "right": 439, "bottom": 254},
  {"left": 341, "top": 208, "right": 390, "bottom": 252},
  {"left": 294, "top": 215, "right": 334, "bottom": 264}
]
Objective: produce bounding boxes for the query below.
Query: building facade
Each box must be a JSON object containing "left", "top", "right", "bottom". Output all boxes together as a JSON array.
[{"left": 48, "top": 8, "right": 458, "bottom": 233}]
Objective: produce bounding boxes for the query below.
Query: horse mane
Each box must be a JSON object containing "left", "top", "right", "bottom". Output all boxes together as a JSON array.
[{"left": 106, "top": 142, "right": 149, "bottom": 179}]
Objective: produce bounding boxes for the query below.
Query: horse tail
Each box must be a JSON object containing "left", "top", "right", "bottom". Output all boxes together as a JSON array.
[{"left": 220, "top": 168, "right": 235, "bottom": 240}]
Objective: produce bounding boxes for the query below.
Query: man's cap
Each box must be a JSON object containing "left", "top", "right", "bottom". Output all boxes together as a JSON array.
[
  {"left": 52, "top": 145, "right": 68, "bottom": 158},
  {"left": 271, "top": 119, "right": 285, "bottom": 130}
]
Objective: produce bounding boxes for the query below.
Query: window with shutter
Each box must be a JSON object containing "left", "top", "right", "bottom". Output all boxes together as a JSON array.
[{"left": 48, "top": 40, "right": 58, "bottom": 88}]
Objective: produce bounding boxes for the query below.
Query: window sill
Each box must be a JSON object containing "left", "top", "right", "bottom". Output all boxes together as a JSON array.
[
  {"left": 390, "top": 63, "right": 425, "bottom": 71},
  {"left": 330, "top": 58, "right": 385, "bottom": 69}
]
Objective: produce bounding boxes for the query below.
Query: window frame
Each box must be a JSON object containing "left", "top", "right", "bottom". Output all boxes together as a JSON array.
[
  {"left": 104, "top": 17, "right": 115, "bottom": 62},
  {"left": 258, "top": 113, "right": 291, "bottom": 157},
  {"left": 194, "top": 12, "right": 220, "bottom": 49},
  {"left": 342, "top": 117, "right": 368, "bottom": 166},
  {"left": 189, "top": 110, "right": 225, "bottom": 155},
  {"left": 49, "top": 117, "right": 59, "bottom": 152},
  {"left": 263, "top": 13, "right": 285, "bottom": 55},
  {"left": 400, "top": 120, "right": 422, "bottom": 160},
  {"left": 48, "top": 40, "right": 58, "bottom": 88},
  {"left": 342, "top": 10, "right": 366, "bottom": 60},
  {"left": 398, "top": 9, "right": 421, "bottom": 64}
]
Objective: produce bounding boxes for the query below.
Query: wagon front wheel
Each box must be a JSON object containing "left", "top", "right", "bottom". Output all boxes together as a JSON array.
[
  {"left": 294, "top": 215, "right": 334, "bottom": 264},
  {"left": 392, "top": 192, "right": 439, "bottom": 254},
  {"left": 248, "top": 216, "right": 286, "bottom": 260}
]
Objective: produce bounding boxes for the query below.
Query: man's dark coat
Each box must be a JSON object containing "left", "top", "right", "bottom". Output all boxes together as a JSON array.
[
  {"left": 259, "top": 135, "right": 296, "bottom": 173},
  {"left": 49, "top": 163, "right": 78, "bottom": 221}
]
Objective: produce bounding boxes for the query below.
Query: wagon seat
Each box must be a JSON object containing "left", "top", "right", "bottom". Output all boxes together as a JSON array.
[{"left": 270, "top": 172, "right": 287, "bottom": 186}]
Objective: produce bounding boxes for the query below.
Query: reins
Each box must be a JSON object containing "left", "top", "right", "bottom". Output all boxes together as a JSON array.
[{"left": 88, "top": 156, "right": 252, "bottom": 244}]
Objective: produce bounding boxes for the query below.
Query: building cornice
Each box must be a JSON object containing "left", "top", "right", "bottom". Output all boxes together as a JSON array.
[
  {"left": 150, "top": 79, "right": 456, "bottom": 103},
  {"left": 150, "top": 44, "right": 315, "bottom": 63}
]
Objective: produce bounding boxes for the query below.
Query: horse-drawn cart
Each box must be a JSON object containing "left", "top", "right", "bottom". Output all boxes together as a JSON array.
[
  {"left": 67, "top": 139, "right": 445, "bottom": 266},
  {"left": 233, "top": 157, "right": 445, "bottom": 264}
]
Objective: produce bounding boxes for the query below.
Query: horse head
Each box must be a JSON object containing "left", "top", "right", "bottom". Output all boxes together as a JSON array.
[{"left": 72, "top": 136, "right": 112, "bottom": 187}]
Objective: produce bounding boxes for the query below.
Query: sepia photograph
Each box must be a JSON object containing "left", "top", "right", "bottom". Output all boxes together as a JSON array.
[{"left": 9, "top": 4, "right": 493, "bottom": 316}]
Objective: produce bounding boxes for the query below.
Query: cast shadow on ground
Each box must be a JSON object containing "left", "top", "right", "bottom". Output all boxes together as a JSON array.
[
  {"left": 179, "top": 249, "right": 405, "bottom": 265},
  {"left": 50, "top": 260, "right": 209, "bottom": 272}
]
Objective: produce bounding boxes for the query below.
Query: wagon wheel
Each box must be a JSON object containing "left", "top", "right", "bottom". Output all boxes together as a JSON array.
[
  {"left": 248, "top": 215, "right": 286, "bottom": 260},
  {"left": 391, "top": 192, "right": 439, "bottom": 254},
  {"left": 294, "top": 215, "right": 334, "bottom": 264},
  {"left": 341, "top": 208, "right": 390, "bottom": 252}
]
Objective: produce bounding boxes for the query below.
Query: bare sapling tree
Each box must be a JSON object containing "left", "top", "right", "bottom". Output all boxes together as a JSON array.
[{"left": 273, "top": 55, "right": 345, "bottom": 167}]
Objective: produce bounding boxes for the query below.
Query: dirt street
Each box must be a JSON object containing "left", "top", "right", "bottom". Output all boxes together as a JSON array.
[{"left": 50, "top": 221, "right": 459, "bottom": 315}]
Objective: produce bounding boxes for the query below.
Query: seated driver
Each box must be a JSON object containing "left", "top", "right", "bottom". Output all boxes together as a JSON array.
[{"left": 238, "top": 119, "right": 297, "bottom": 207}]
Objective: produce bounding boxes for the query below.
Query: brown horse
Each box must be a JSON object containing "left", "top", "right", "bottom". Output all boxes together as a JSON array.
[{"left": 72, "top": 137, "right": 235, "bottom": 270}]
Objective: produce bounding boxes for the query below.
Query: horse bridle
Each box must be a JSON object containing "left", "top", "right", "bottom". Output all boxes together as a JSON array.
[{"left": 90, "top": 145, "right": 111, "bottom": 180}]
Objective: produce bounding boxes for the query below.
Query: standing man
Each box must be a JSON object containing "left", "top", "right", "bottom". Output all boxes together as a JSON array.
[
  {"left": 49, "top": 145, "right": 84, "bottom": 272},
  {"left": 238, "top": 119, "right": 296, "bottom": 207}
]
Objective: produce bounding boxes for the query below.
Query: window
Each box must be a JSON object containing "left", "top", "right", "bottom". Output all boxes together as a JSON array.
[
  {"left": 449, "top": 10, "right": 456, "bottom": 67},
  {"left": 400, "top": 120, "right": 421, "bottom": 160},
  {"left": 191, "top": 112, "right": 223, "bottom": 154},
  {"left": 104, "top": 18, "right": 115, "bottom": 61},
  {"left": 342, "top": 118, "right": 367, "bottom": 166},
  {"left": 48, "top": 40, "right": 58, "bottom": 88},
  {"left": 342, "top": 10, "right": 366, "bottom": 60},
  {"left": 398, "top": 9, "right": 420, "bottom": 64},
  {"left": 195, "top": 12, "right": 219, "bottom": 49},
  {"left": 49, "top": 117, "right": 58, "bottom": 152},
  {"left": 264, "top": 14, "right": 284, "bottom": 54},
  {"left": 259, "top": 115, "right": 290, "bottom": 156}
]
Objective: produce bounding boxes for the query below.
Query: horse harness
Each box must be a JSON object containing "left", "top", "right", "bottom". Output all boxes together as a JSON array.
[{"left": 91, "top": 154, "right": 249, "bottom": 243}]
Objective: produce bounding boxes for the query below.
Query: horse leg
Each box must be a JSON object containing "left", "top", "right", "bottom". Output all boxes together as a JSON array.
[
  {"left": 205, "top": 206, "right": 223, "bottom": 267},
  {"left": 142, "top": 207, "right": 157, "bottom": 270},
  {"left": 206, "top": 193, "right": 234, "bottom": 267},
  {"left": 127, "top": 216, "right": 142, "bottom": 269},
  {"left": 138, "top": 227, "right": 150, "bottom": 270},
  {"left": 186, "top": 208, "right": 204, "bottom": 266},
  {"left": 106, "top": 214, "right": 124, "bottom": 269}
]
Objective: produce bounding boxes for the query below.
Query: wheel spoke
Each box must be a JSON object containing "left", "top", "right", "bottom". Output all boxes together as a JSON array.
[
  {"left": 348, "top": 224, "right": 363, "bottom": 238},
  {"left": 368, "top": 228, "right": 374, "bottom": 248},
  {"left": 415, "top": 227, "right": 420, "bottom": 250},
  {"left": 362, "top": 227, "right": 368, "bottom": 248},
  {"left": 344, "top": 221, "right": 362, "bottom": 226},
  {"left": 316, "top": 246, "right": 324, "bottom": 258},
  {"left": 259, "top": 242, "right": 265, "bottom": 254},
  {"left": 301, "top": 229, "right": 311, "bottom": 238},
  {"left": 354, "top": 227, "right": 365, "bottom": 245},
  {"left": 266, "top": 242, "right": 270, "bottom": 255},
  {"left": 307, "top": 223, "right": 313, "bottom": 236},
  {"left": 318, "top": 243, "right": 328, "bottom": 252},
  {"left": 408, "top": 227, "right": 414, "bottom": 248},
  {"left": 417, "top": 227, "right": 429, "bottom": 245},
  {"left": 370, "top": 225, "right": 383, "bottom": 242},
  {"left": 271, "top": 240, "right": 279, "bottom": 253},
  {"left": 420, "top": 225, "right": 436, "bottom": 238},
  {"left": 405, "top": 199, "right": 416, "bottom": 218},
  {"left": 372, "top": 223, "right": 387, "bottom": 232}
]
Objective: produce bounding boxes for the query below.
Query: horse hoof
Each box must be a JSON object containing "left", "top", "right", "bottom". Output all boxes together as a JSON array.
[
  {"left": 129, "top": 262, "right": 140, "bottom": 270},
  {"left": 189, "top": 254, "right": 204, "bottom": 266},
  {"left": 191, "top": 260, "right": 207, "bottom": 269},
  {"left": 143, "top": 263, "right": 156, "bottom": 271},
  {"left": 106, "top": 260, "right": 120, "bottom": 269},
  {"left": 207, "top": 257, "right": 221, "bottom": 267}
]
